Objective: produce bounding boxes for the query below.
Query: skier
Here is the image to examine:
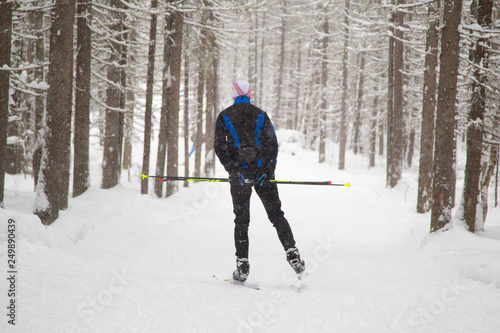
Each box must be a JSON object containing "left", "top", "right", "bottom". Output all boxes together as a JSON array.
[{"left": 214, "top": 80, "right": 306, "bottom": 282}]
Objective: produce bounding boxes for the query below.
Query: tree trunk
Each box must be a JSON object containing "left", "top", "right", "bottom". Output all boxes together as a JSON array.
[
  {"left": 406, "top": 127, "right": 415, "bottom": 168},
  {"left": 165, "top": 9, "right": 184, "bottom": 197},
  {"left": 117, "top": 36, "right": 127, "bottom": 182},
  {"left": 386, "top": 8, "right": 395, "bottom": 186},
  {"left": 247, "top": 11, "right": 255, "bottom": 85},
  {"left": 73, "top": 0, "right": 92, "bottom": 198},
  {"left": 369, "top": 83, "right": 379, "bottom": 168},
  {"left": 0, "top": 0, "right": 13, "bottom": 208},
  {"left": 204, "top": 25, "right": 218, "bottom": 177},
  {"left": 194, "top": 64, "right": 205, "bottom": 177},
  {"left": 258, "top": 12, "right": 266, "bottom": 107},
  {"left": 122, "top": 31, "right": 134, "bottom": 175},
  {"left": 252, "top": 13, "right": 259, "bottom": 104},
  {"left": 318, "top": 4, "right": 329, "bottom": 164},
  {"left": 194, "top": 11, "right": 207, "bottom": 178},
  {"left": 338, "top": 0, "right": 350, "bottom": 170},
  {"left": 496, "top": 148, "right": 499, "bottom": 208},
  {"left": 32, "top": 10, "right": 45, "bottom": 189},
  {"left": 275, "top": 0, "right": 287, "bottom": 128},
  {"left": 388, "top": 0, "right": 405, "bottom": 188},
  {"left": 353, "top": 52, "right": 365, "bottom": 155},
  {"left": 417, "top": 3, "right": 440, "bottom": 213},
  {"left": 478, "top": 145, "right": 498, "bottom": 228},
  {"left": 35, "top": 0, "right": 76, "bottom": 224},
  {"left": 294, "top": 38, "right": 302, "bottom": 131},
  {"left": 204, "top": 4, "right": 217, "bottom": 177},
  {"left": 183, "top": 20, "right": 190, "bottom": 187},
  {"left": 462, "top": 0, "right": 492, "bottom": 232},
  {"left": 122, "top": 75, "right": 134, "bottom": 173},
  {"left": 155, "top": 10, "right": 175, "bottom": 198},
  {"left": 102, "top": 0, "right": 126, "bottom": 189},
  {"left": 141, "top": 0, "right": 158, "bottom": 195},
  {"left": 430, "top": 0, "right": 463, "bottom": 233}
]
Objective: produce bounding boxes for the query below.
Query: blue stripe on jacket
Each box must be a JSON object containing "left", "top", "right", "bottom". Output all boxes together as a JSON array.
[
  {"left": 255, "top": 113, "right": 265, "bottom": 167},
  {"left": 255, "top": 113, "right": 265, "bottom": 146},
  {"left": 223, "top": 115, "right": 240, "bottom": 148}
]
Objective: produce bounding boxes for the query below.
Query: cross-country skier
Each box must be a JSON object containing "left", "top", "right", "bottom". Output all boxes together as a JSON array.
[{"left": 214, "top": 80, "right": 306, "bottom": 282}]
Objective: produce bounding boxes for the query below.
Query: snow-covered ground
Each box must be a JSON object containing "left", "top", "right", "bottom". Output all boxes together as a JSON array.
[{"left": 1, "top": 133, "right": 500, "bottom": 332}]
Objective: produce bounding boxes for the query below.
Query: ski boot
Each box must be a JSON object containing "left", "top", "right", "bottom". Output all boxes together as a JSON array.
[
  {"left": 233, "top": 258, "right": 250, "bottom": 282},
  {"left": 286, "top": 247, "right": 306, "bottom": 275}
]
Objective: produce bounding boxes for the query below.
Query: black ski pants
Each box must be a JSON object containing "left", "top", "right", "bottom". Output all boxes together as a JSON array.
[{"left": 229, "top": 179, "right": 296, "bottom": 259}]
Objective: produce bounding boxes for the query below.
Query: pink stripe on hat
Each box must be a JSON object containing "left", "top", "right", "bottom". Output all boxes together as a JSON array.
[{"left": 232, "top": 80, "right": 251, "bottom": 99}]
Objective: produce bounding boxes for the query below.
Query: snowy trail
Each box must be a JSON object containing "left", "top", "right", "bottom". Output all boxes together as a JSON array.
[{"left": 2, "top": 148, "right": 500, "bottom": 332}]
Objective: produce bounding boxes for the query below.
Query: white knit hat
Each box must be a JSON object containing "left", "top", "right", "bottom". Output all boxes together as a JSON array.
[{"left": 232, "top": 80, "right": 251, "bottom": 99}]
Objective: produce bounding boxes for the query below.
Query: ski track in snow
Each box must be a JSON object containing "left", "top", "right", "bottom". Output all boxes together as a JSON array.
[{"left": 1, "top": 141, "right": 500, "bottom": 332}]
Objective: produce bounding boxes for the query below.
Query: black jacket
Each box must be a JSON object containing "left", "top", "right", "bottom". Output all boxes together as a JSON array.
[{"left": 214, "top": 102, "right": 278, "bottom": 179}]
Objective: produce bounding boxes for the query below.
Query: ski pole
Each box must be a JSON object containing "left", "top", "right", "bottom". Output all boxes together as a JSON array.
[{"left": 142, "top": 174, "right": 350, "bottom": 187}]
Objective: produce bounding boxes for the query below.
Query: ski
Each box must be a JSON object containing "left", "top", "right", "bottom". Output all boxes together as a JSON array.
[
  {"left": 225, "top": 279, "right": 261, "bottom": 290},
  {"left": 290, "top": 272, "right": 308, "bottom": 293},
  {"left": 213, "top": 275, "right": 260, "bottom": 290}
]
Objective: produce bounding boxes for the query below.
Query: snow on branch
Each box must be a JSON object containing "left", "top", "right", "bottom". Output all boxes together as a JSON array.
[
  {"left": 14, "top": 1, "right": 54, "bottom": 12},
  {"left": 459, "top": 55, "right": 500, "bottom": 82},
  {"left": 461, "top": 23, "right": 500, "bottom": 36},
  {"left": 90, "top": 92, "right": 127, "bottom": 113},
  {"left": 382, "top": 0, "right": 439, "bottom": 11},
  {"left": 184, "top": 18, "right": 279, "bottom": 34},
  {"left": 0, "top": 63, "right": 50, "bottom": 72}
]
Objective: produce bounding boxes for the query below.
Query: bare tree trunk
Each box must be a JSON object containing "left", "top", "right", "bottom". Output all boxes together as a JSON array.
[
  {"left": 388, "top": 0, "right": 405, "bottom": 188},
  {"left": 141, "top": 0, "right": 158, "bottom": 195},
  {"left": 406, "top": 127, "right": 415, "bottom": 167},
  {"left": 496, "top": 148, "right": 499, "bottom": 208},
  {"left": 117, "top": 35, "right": 127, "bottom": 182},
  {"left": 275, "top": 0, "right": 287, "bottom": 128},
  {"left": 338, "top": 0, "right": 350, "bottom": 170},
  {"left": 462, "top": 0, "right": 492, "bottom": 232},
  {"left": 258, "top": 12, "right": 266, "bottom": 107},
  {"left": 253, "top": 13, "right": 259, "bottom": 103},
  {"left": 33, "top": 10, "right": 45, "bottom": 189},
  {"left": 194, "top": 9, "right": 207, "bottom": 178},
  {"left": 155, "top": 9, "right": 175, "bottom": 197},
  {"left": 476, "top": 145, "right": 498, "bottom": 230},
  {"left": 318, "top": 3, "right": 329, "bottom": 164},
  {"left": 204, "top": 31, "right": 218, "bottom": 176},
  {"left": 183, "top": 21, "right": 190, "bottom": 187},
  {"left": 386, "top": 8, "right": 395, "bottom": 186},
  {"left": 369, "top": 82, "right": 379, "bottom": 168},
  {"left": 0, "top": 0, "right": 13, "bottom": 208},
  {"left": 122, "top": 75, "right": 134, "bottom": 173},
  {"left": 73, "top": 0, "right": 92, "bottom": 198},
  {"left": 122, "top": 30, "right": 135, "bottom": 175},
  {"left": 294, "top": 38, "right": 302, "bottom": 131},
  {"left": 35, "top": 0, "right": 76, "bottom": 224},
  {"left": 102, "top": 0, "right": 126, "bottom": 189},
  {"left": 247, "top": 11, "right": 255, "bottom": 85},
  {"left": 353, "top": 52, "right": 365, "bottom": 155},
  {"left": 417, "top": 2, "right": 439, "bottom": 213},
  {"left": 194, "top": 71, "right": 204, "bottom": 177},
  {"left": 204, "top": 4, "right": 217, "bottom": 177},
  {"left": 165, "top": 9, "right": 184, "bottom": 197},
  {"left": 430, "top": 0, "right": 463, "bottom": 233}
]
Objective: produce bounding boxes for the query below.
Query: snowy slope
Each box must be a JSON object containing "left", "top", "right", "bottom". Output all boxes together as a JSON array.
[{"left": 1, "top": 136, "right": 500, "bottom": 333}]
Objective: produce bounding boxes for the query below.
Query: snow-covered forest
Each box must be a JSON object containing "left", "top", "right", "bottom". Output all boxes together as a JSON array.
[{"left": 1, "top": 0, "right": 500, "bottom": 332}]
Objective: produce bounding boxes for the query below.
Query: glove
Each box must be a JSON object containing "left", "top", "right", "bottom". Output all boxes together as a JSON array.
[
  {"left": 257, "top": 174, "right": 266, "bottom": 187},
  {"left": 237, "top": 173, "right": 246, "bottom": 186},
  {"left": 228, "top": 170, "right": 246, "bottom": 185}
]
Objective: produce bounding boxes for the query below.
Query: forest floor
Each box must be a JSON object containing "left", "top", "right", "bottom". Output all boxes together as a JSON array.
[{"left": 1, "top": 133, "right": 500, "bottom": 332}]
